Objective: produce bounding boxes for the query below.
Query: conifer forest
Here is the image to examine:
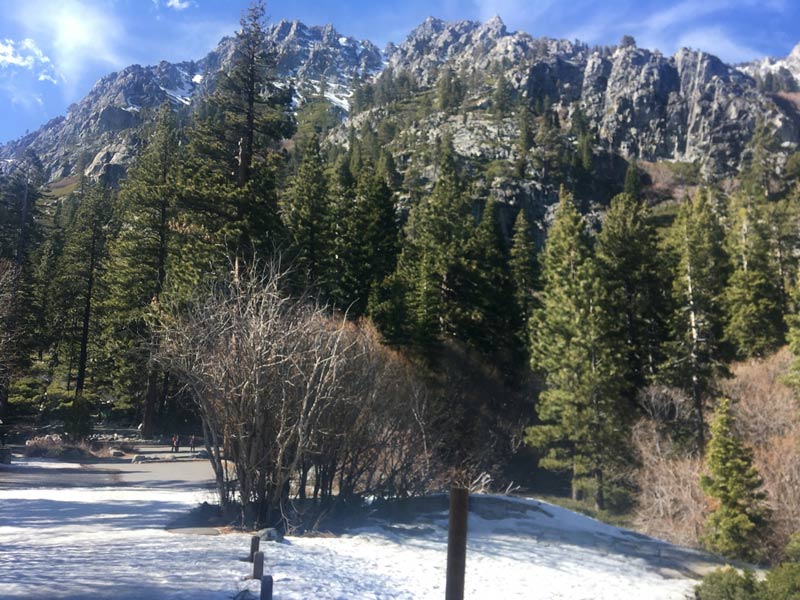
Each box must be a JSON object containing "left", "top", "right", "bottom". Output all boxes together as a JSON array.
[{"left": 5, "top": 2, "right": 800, "bottom": 595}]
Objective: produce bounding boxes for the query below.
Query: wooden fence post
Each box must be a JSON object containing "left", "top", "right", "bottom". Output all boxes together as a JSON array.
[
  {"left": 252, "top": 551, "right": 264, "bottom": 580},
  {"left": 260, "top": 575, "right": 274, "bottom": 600},
  {"left": 445, "top": 486, "right": 469, "bottom": 600},
  {"left": 249, "top": 535, "right": 260, "bottom": 562}
]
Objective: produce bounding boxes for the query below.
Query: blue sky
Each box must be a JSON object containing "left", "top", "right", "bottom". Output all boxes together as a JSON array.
[{"left": 0, "top": 0, "right": 798, "bottom": 144}]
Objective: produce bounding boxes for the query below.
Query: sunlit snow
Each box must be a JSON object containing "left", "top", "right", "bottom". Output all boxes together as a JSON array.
[{"left": 0, "top": 457, "right": 707, "bottom": 599}]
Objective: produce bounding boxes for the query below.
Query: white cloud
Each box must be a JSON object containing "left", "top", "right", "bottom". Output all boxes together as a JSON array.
[
  {"left": 166, "top": 0, "right": 192, "bottom": 9},
  {"left": 677, "top": 26, "right": 763, "bottom": 63},
  {"left": 0, "top": 37, "right": 58, "bottom": 84},
  {"left": 564, "top": 0, "right": 787, "bottom": 62},
  {"left": 0, "top": 77, "right": 45, "bottom": 111},
  {"left": 0, "top": 38, "right": 44, "bottom": 69}
]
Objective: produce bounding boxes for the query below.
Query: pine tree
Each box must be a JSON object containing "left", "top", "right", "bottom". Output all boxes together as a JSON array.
[
  {"left": 764, "top": 196, "right": 800, "bottom": 314},
  {"left": 333, "top": 161, "right": 398, "bottom": 316},
  {"left": 457, "top": 198, "right": 517, "bottom": 355},
  {"left": 531, "top": 108, "right": 569, "bottom": 185},
  {"left": 283, "top": 133, "right": 331, "bottom": 289},
  {"left": 102, "top": 106, "right": 181, "bottom": 436},
  {"left": 662, "top": 189, "right": 729, "bottom": 451},
  {"left": 509, "top": 209, "right": 538, "bottom": 346},
  {"left": 526, "top": 188, "right": 629, "bottom": 509},
  {"left": 436, "top": 69, "right": 463, "bottom": 112},
  {"left": 723, "top": 192, "right": 783, "bottom": 358},
  {"left": 623, "top": 159, "right": 641, "bottom": 199},
  {"left": 784, "top": 268, "right": 800, "bottom": 391},
  {"left": 701, "top": 397, "right": 769, "bottom": 562},
  {"left": 741, "top": 120, "right": 778, "bottom": 199},
  {"left": 58, "top": 184, "right": 114, "bottom": 399},
  {"left": 596, "top": 193, "right": 669, "bottom": 395},
  {"left": 0, "top": 161, "right": 43, "bottom": 419},
  {"left": 185, "top": 0, "right": 294, "bottom": 259},
  {"left": 492, "top": 76, "right": 514, "bottom": 116},
  {"left": 514, "top": 106, "right": 533, "bottom": 178},
  {"left": 400, "top": 136, "right": 472, "bottom": 348}
]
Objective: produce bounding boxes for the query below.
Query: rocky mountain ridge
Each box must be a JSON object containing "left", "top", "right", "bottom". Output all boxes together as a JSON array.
[
  {"left": 1, "top": 16, "right": 799, "bottom": 187},
  {"left": 381, "top": 17, "right": 799, "bottom": 176},
  {"left": 739, "top": 42, "right": 800, "bottom": 91},
  {"left": 0, "top": 19, "right": 382, "bottom": 183}
]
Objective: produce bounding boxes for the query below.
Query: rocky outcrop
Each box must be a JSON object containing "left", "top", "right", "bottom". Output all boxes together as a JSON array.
[
  {"left": 739, "top": 43, "right": 800, "bottom": 91},
  {"left": 1, "top": 16, "right": 798, "bottom": 184},
  {"left": 384, "top": 19, "right": 799, "bottom": 177},
  {"left": 0, "top": 21, "right": 381, "bottom": 182}
]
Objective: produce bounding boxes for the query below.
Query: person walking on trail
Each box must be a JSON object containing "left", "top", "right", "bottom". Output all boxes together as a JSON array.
[
  {"left": 189, "top": 435, "right": 196, "bottom": 452},
  {"left": 171, "top": 434, "right": 177, "bottom": 453},
  {"left": 174, "top": 434, "right": 180, "bottom": 453}
]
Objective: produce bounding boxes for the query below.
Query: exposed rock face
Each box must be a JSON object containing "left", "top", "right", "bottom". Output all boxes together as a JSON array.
[
  {"left": 1, "top": 16, "right": 798, "bottom": 184},
  {"left": 739, "top": 42, "right": 800, "bottom": 90},
  {"left": 385, "top": 19, "right": 799, "bottom": 177},
  {"left": 0, "top": 21, "right": 381, "bottom": 182}
]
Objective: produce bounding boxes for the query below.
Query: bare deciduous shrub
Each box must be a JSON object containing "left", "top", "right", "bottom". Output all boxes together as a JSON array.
[
  {"left": 754, "top": 433, "right": 800, "bottom": 557},
  {"left": 722, "top": 348, "right": 798, "bottom": 443},
  {"left": 154, "top": 262, "right": 435, "bottom": 528},
  {"left": 23, "top": 434, "right": 65, "bottom": 457},
  {"left": 631, "top": 419, "right": 708, "bottom": 547},
  {"left": 634, "top": 350, "right": 800, "bottom": 558},
  {"left": 719, "top": 349, "right": 800, "bottom": 558}
]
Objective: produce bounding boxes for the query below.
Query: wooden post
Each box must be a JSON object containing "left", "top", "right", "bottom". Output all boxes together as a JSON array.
[
  {"left": 445, "top": 486, "right": 469, "bottom": 600},
  {"left": 260, "top": 575, "right": 274, "bottom": 600},
  {"left": 252, "top": 551, "right": 264, "bottom": 580},
  {"left": 249, "top": 535, "right": 260, "bottom": 562}
]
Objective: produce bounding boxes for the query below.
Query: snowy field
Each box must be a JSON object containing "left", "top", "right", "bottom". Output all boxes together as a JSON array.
[{"left": 0, "top": 455, "right": 711, "bottom": 599}]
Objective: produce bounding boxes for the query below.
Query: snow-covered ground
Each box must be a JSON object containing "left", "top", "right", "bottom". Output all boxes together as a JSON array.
[{"left": 0, "top": 455, "right": 710, "bottom": 599}]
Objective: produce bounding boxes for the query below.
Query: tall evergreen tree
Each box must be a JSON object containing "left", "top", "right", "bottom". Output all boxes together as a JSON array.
[
  {"left": 723, "top": 192, "right": 784, "bottom": 358},
  {"left": 332, "top": 161, "right": 398, "bottom": 316},
  {"left": 399, "top": 136, "right": 472, "bottom": 349},
  {"left": 436, "top": 69, "right": 463, "bottom": 112},
  {"left": 457, "top": 198, "right": 517, "bottom": 355},
  {"left": 514, "top": 106, "right": 533, "bottom": 178},
  {"left": 509, "top": 209, "right": 538, "bottom": 347},
  {"left": 662, "top": 189, "right": 729, "bottom": 451},
  {"left": 526, "top": 189, "right": 629, "bottom": 509},
  {"left": 596, "top": 193, "right": 669, "bottom": 396},
  {"left": 61, "top": 184, "right": 114, "bottom": 398},
  {"left": 283, "top": 134, "right": 331, "bottom": 289},
  {"left": 492, "top": 76, "right": 514, "bottom": 116},
  {"left": 102, "top": 106, "right": 181, "bottom": 436},
  {"left": 783, "top": 264, "right": 800, "bottom": 391},
  {"left": 623, "top": 159, "right": 642, "bottom": 199},
  {"left": 765, "top": 196, "right": 800, "bottom": 314},
  {"left": 701, "top": 397, "right": 769, "bottom": 562},
  {"left": 185, "top": 0, "right": 294, "bottom": 259},
  {"left": 0, "top": 161, "right": 42, "bottom": 419}
]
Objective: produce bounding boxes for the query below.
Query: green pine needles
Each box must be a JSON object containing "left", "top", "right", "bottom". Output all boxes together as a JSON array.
[{"left": 701, "top": 397, "right": 769, "bottom": 562}]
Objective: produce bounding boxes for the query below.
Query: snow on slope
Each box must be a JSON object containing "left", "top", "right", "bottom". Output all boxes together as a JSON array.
[{"left": 0, "top": 458, "right": 706, "bottom": 599}]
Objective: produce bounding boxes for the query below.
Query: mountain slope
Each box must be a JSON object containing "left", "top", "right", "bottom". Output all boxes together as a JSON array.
[
  {"left": 1, "top": 16, "right": 798, "bottom": 188},
  {"left": 0, "top": 20, "right": 381, "bottom": 184}
]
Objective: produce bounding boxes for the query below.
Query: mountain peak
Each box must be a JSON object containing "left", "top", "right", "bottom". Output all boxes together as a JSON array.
[
  {"left": 789, "top": 42, "right": 800, "bottom": 62},
  {"left": 483, "top": 15, "right": 507, "bottom": 36}
]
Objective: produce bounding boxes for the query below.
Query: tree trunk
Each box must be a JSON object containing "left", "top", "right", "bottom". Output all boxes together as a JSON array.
[
  {"left": 0, "top": 366, "right": 9, "bottom": 421},
  {"left": 141, "top": 366, "right": 160, "bottom": 438},
  {"left": 75, "top": 224, "right": 99, "bottom": 398},
  {"left": 594, "top": 467, "right": 605, "bottom": 511}
]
